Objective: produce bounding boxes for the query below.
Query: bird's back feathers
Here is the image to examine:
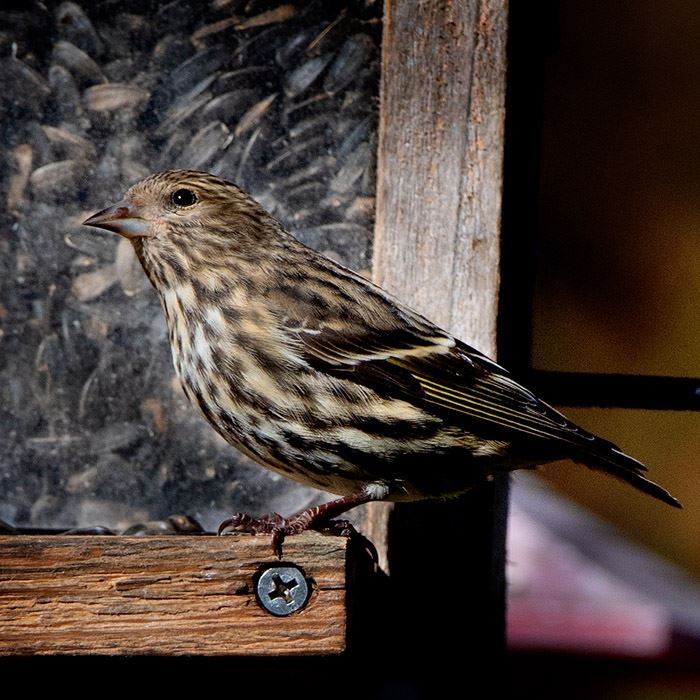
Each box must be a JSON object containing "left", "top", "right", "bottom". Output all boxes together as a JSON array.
[{"left": 277, "top": 247, "right": 681, "bottom": 508}]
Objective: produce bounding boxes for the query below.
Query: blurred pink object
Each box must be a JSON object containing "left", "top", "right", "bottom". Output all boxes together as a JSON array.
[{"left": 507, "top": 476, "right": 700, "bottom": 657}]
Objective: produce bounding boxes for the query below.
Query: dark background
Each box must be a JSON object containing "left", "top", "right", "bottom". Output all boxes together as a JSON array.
[{"left": 508, "top": 0, "right": 700, "bottom": 586}]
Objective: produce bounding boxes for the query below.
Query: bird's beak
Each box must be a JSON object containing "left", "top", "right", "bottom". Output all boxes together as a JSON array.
[{"left": 83, "top": 200, "right": 152, "bottom": 239}]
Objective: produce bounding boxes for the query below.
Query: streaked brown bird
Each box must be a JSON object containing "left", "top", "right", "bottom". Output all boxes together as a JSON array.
[{"left": 84, "top": 170, "right": 680, "bottom": 552}]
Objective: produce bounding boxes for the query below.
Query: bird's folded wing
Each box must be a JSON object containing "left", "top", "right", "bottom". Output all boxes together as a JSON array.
[{"left": 299, "top": 328, "right": 602, "bottom": 451}]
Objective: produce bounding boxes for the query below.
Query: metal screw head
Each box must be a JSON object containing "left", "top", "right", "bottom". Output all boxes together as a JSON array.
[{"left": 255, "top": 566, "right": 309, "bottom": 616}]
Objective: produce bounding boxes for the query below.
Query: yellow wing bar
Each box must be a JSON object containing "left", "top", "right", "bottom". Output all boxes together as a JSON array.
[{"left": 410, "top": 372, "right": 566, "bottom": 441}]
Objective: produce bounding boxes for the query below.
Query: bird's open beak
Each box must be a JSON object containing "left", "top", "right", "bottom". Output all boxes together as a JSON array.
[{"left": 83, "top": 200, "right": 151, "bottom": 239}]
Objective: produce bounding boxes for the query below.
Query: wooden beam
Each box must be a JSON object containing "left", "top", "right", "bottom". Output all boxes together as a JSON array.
[
  {"left": 373, "top": 1, "right": 506, "bottom": 348},
  {"left": 0, "top": 533, "right": 350, "bottom": 655},
  {"left": 362, "top": 0, "right": 509, "bottom": 668}
]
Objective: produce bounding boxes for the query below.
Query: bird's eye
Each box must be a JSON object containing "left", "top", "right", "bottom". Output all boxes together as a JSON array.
[{"left": 171, "top": 188, "right": 197, "bottom": 208}]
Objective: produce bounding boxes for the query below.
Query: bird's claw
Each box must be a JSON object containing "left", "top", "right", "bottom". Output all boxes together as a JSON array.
[
  {"left": 218, "top": 511, "right": 358, "bottom": 558},
  {"left": 217, "top": 511, "right": 285, "bottom": 535},
  {"left": 310, "top": 518, "right": 357, "bottom": 538}
]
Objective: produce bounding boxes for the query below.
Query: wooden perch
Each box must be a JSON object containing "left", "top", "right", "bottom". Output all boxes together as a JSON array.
[{"left": 0, "top": 532, "right": 354, "bottom": 656}]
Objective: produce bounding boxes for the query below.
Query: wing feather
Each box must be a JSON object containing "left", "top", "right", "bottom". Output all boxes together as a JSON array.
[
  {"left": 296, "top": 320, "right": 594, "bottom": 450},
  {"left": 272, "top": 253, "right": 679, "bottom": 507}
]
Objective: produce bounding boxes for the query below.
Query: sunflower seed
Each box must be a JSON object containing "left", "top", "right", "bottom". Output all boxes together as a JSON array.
[
  {"left": 216, "top": 66, "right": 276, "bottom": 91},
  {"left": 42, "top": 126, "right": 95, "bottom": 160},
  {"left": 0, "top": 57, "right": 50, "bottom": 114},
  {"left": 265, "top": 134, "right": 327, "bottom": 172},
  {"left": 48, "top": 63, "right": 84, "bottom": 124},
  {"left": 155, "top": 89, "right": 214, "bottom": 137},
  {"left": 279, "top": 156, "right": 335, "bottom": 188},
  {"left": 115, "top": 237, "right": 150, "bottom": 297},
  {"left": 305, "top": 10, "right": 349, "bottom": 56},
  {"left": 71, "top": 264, "right": 118, "bottom": 302},
  {"left": 234, "top": 124, "right": 265, "bottom": 184},
  {"left": 274, "top": 23, "right": 322, "bottom": 68},
  {"left": 234, "top": 92, "right": 277, "bottom": 137},
  {"left": 29, "top": 159, "right": 88, "bottom": 200},
  {"left": 191, "top": 16, "right": 239, "bottom": 47},
  {"left": 151, "top": 34, "right": 193, "bottom": 71},
  {"left": 282, "top": 90, "right": 332, "bottom": 121},
  {"left": 52, "top": 40, "right": 105, "bottom": 86},
  {"left": 330, "top": 141, "right": 372, "bottom": 194},
  {"left": 55, "top": 2, "right": 103, "bottom": 58},
  {"left": 336, "top": 115, "right": 373, "bottom": 159},
  {"left": 284, "top": 52, "right": 333, "bottom": 98},
  {"left": 283, "top": 180, "right": 327, "bottom": 206},
  {"left": 158, "top": 130, "right": 191, "bottom": 169},
  {"left": 84, "top": 83, "right": 150, "bottom": 112},
  {"left": 323, "top": 33, "right": 374, "bottom": 95},
  {"left": 177, "top": 120, "right": 233, "bottom": 170},
  {"left": 7, "top": 144, "right": 33, "bottom": 211},
  {"left": 234, "top": 4, "right": 297, "bottom": 32},
  {"left": 200, "top": 88, "right": 261, "bottom": 124},
  {"left": 171, "top": 44, "right": 230, "bottom": 93}
]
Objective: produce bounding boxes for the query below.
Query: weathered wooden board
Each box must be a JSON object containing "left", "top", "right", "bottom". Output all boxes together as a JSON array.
[
  {"left": 0, "top": 533, "right": 348, "bottom": 655},
  {"left": 363, "top": 0, "right": 509, "bottom": 578},
  {"left": 373, "top": 0, "right": 506, "bottom": 346}
]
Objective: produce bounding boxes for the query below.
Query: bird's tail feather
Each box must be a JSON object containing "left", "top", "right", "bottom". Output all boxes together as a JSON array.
[{"left": 575, "top": 443, "right": 681, "bottom": 508}]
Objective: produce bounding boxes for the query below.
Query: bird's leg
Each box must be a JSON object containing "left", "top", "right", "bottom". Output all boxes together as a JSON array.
[{"left": 218, "top": 487, "right": 383, "bottom": 558}]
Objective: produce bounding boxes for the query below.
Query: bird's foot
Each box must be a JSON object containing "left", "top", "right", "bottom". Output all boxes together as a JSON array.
[
  {"left": 217, "top": 511, "right": 286, "bottom": 537},
  {"left": 218, "top": 510, "right": 357, "bottom": 558},
  {"left": 218, "top": 491, "right": 378, "bottom": 558},
  {"left": 310, "top": 518, "right": 356, "bottom": 537}
]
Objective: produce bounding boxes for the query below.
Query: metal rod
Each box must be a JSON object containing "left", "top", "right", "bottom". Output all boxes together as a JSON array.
[{"left": 525, "top": 371, "right": 700, "bottom": 411}]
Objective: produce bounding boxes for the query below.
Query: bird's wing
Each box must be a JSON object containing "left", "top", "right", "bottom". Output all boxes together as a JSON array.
[
  {"left": 294, "top": 313, "right": 687, "bottom": 508},
  {"left": 296, "top": 320, "right": 598, "bottom": 450},
  {"left": 397, "top": 342, "right": 593, "bottom": 445}
]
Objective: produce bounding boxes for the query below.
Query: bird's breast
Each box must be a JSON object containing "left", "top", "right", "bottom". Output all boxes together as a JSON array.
[{"left": 159, "top": 282, "right": 309, "bottom": 416}]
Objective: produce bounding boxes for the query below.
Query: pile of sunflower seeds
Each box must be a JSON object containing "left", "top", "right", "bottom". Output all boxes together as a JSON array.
[{"left": 0, "top": 0, "right": 380, "bottom": 531}]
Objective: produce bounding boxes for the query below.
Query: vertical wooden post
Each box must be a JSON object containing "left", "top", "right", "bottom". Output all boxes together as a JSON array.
[{"left": 361, "top": 0, "right": 509, "bottom": 677}]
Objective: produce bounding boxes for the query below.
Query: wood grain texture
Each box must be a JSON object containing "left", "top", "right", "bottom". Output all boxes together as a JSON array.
[
  {"left": 0, "top": 533, "right": 348, "bottom": 656},
  {"left": 373, "top": 0, "right": 506, "bottom": 348},
  {"left": 363, "top": 0, "right": 509, "bottom": 571}
]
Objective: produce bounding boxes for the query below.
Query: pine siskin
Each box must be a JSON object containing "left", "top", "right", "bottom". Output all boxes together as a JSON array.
[{"left": 84, "top": 170, "right": 680, "bottom": 552}]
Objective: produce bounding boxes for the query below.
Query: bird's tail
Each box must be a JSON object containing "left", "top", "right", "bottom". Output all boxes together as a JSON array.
[{"left": 574, "top": 441, "right": 681, "bottom": 508}]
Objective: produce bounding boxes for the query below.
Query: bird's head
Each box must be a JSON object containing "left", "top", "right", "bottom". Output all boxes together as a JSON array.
[
  {"left": 83, "top": 169, "right": 286, "bottom": 286},
  {"left": 84, "top": 169, "right": 280, "bottom": 244}
]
